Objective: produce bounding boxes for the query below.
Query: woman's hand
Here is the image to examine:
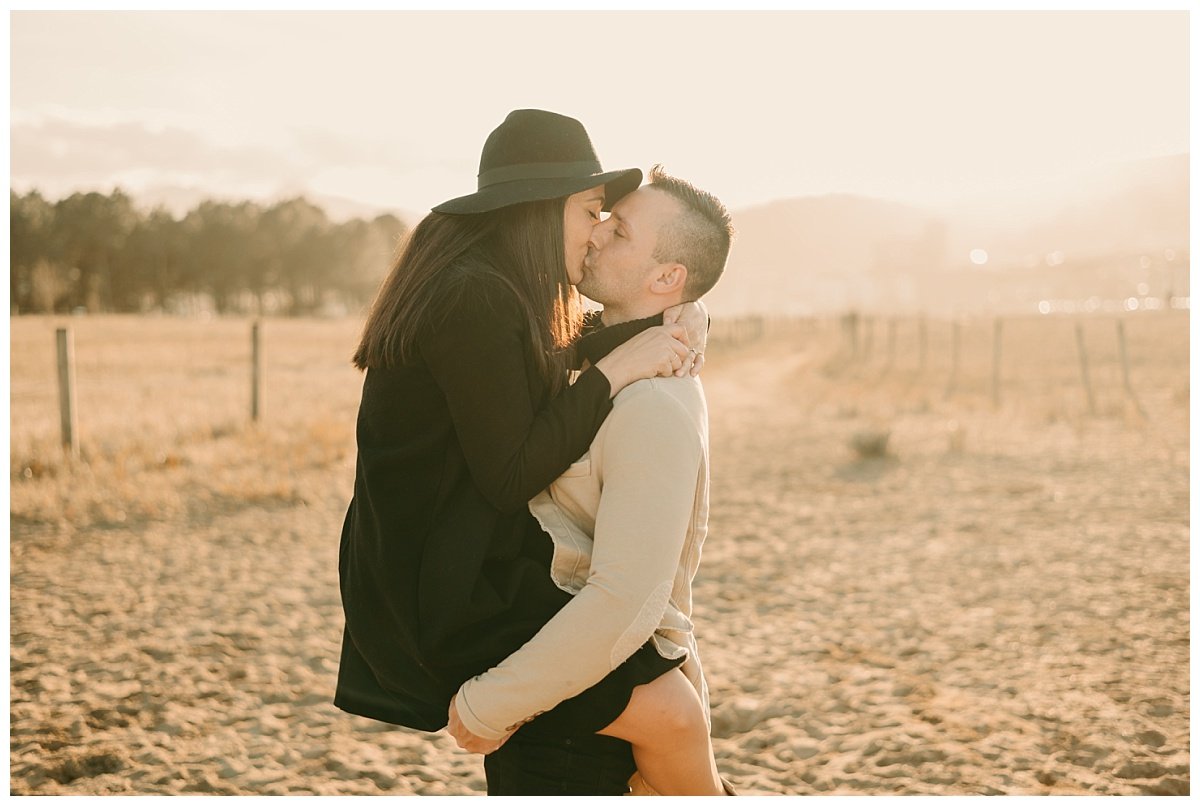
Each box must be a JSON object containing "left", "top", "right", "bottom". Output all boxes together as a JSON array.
[
  {"left": 593, "top": 323, "right": 691, "bottom": 397},
  {"left": 447, "top": 696, "right": 514, "bottom": 755},
  {"left": 663, "top": 299, "right": 708, "bottom": 377}
]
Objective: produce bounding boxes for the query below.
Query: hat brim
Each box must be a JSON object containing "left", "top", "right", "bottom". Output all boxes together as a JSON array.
[{"left": 431, "top": 168, "right": 642, "bottom": 215}]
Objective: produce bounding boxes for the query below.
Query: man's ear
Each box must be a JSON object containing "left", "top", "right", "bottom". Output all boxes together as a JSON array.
[{"left": 652, "top": 263, "right": 688, "bottom": 295}]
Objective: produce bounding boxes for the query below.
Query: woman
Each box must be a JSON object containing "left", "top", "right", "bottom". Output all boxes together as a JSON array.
[{"left": 334, "top": 110, "right": 708, "bottom": 790}]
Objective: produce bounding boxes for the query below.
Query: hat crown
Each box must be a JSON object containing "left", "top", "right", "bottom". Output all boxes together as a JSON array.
[
  {"left": 478, "top": 109, "right": 601, "bottom": 188},
  {"left": 431, "top": 108, "right": 639, "bottom": 214}
]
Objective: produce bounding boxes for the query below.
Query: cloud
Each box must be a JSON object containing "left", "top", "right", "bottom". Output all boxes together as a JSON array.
[
  {"left": 9, "top": 112, "right": 472, "bottom": 214},
  {"left": 10, "top": 115, "right": 301, "bottom": 190}
]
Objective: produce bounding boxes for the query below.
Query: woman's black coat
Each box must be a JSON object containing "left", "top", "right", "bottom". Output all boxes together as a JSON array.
[{"left": 335, "top": 263, "right": 657, "bottom": 730}]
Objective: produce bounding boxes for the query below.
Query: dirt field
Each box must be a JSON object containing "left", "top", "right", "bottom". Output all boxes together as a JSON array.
[{"left": 9, "top": 311, "right": 1190, "bottom": 795}]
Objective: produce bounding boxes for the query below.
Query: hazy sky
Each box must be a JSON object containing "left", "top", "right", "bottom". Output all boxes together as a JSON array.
[{"left": 9, "top": 10, "right": 1191, "bottom": 216}]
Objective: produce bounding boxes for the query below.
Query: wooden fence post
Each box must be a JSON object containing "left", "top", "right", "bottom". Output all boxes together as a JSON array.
[
  {"left": 886, "top": 318, "right": 897, "bottom": 371},
  {"left": 251, "top": 320, "right": 262, "bottom": 422},
  {"left": 918, "top": 316, "right": 928, "bottom": 373},
  {"left": 1075, "top": 321, "right": 1096, "bottom": 415},
  {"left": 944, "top": 320, "right": 961, "bottom": 399},
  {"left": 56, "top": 328, "right": 79, "bottom": 459},
  {"left": 1116, "top": 320, "right": 1148, "bottom": 419},
  {"left": 991, "top": 318, "right": 1003, "bottom": 408}
]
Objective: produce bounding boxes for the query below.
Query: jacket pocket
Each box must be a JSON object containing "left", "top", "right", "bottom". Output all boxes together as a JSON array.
[
  {"left": 657, "top": 605, "right": 695, "bottom": 635},
  {"left": 560, "top": 455, "right": 591, "bottom": 478}
]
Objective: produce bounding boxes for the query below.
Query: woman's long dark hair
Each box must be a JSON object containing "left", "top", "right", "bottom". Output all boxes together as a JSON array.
[{"left": 353, "top": 197, "right": 583, "bottom": 397}]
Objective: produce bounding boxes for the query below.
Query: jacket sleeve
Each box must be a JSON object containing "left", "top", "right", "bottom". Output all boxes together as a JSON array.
[
  {"left": 419, "top": 276, "right": 614, "bottom": 514},
  {"left": 452, "top": 387, "right": 703, "bottom": 740}
]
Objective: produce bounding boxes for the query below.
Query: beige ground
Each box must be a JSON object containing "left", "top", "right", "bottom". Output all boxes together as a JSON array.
[{"left": 9, "top": 312, "right": 1190, "bottom": 795}]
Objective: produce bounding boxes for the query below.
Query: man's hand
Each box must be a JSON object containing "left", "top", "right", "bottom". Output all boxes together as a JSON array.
[
  {"left": 663, "top": 299, "right": 708, "bottom": 377},
  {"left": 447, "top": 695, "right": 515, "bottom": 755}
]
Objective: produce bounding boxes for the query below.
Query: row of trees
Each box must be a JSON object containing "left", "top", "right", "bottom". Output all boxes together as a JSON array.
[{"left": 10, "top": 189, "right": 409, "bottom": 315}]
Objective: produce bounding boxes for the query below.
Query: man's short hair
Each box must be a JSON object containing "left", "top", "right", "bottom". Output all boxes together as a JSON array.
[{"left": 647, "top": 165, "right": 734, "bottom": 299}]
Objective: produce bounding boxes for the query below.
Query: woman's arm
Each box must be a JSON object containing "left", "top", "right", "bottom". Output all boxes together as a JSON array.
[
  {"left": 420, "top": 275, "right": 692, "bottom": 513},
  {"left": 574, "top": 301, "right": 708, "bottom": 373},
  {"left": 420, "top": 276, "right": 614, "bottom": 513},
  {"left": 572, "top": 312, "right": 664, "bottom": 370}
]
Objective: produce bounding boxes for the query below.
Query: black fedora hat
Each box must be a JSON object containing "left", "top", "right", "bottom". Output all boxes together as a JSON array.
[{"left": 432, "top": 109, "right": 642, "bottom": 215}]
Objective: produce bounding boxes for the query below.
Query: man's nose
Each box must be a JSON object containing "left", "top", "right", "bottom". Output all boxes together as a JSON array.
[{"left": 588, "top": 220, "right": 611, "bottom": 250}]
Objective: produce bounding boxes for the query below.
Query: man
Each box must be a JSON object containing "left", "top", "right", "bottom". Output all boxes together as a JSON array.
[{"left": 447, "top": 166, "right": 735, "bottom": 795}]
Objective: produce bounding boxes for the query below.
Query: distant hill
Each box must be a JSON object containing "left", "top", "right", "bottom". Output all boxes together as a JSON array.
[
  {"left": 943, "top": 153, "right": 1189, "bottom": 267},
  {"left": 709, "top": 153, "right": 1188, "bottom": 317},
  {"left": 708, "top": 194, "right": 945, "bottom": 316}
]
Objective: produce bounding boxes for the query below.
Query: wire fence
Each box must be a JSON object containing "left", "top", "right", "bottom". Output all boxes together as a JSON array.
[{"left": 17, "top": 307, "right": 1189, "bottom": 462}]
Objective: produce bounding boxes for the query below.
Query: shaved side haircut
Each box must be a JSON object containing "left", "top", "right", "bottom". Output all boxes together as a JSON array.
[{"left": 647, "top": 165, "right": 734, "bottom": 298}]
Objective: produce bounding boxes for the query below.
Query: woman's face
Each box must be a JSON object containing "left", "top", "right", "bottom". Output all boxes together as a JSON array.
[{"left": 563, "top": 185, "right": 606, "bottom": 285}]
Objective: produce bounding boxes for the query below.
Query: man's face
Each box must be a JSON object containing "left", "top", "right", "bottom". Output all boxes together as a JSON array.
[
  {"left": 562, "top": 185, "right": 605, "bottom": 285},
  {"left": 579, "top": 187, "right": 679, "bottom": 306}
]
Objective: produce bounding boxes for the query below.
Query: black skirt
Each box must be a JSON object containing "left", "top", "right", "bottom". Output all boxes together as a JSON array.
[
  {"left": 509, "top": 516, "right": 685, "bottom": 739},
  {"left": 518, "top": 641, "right": 685, "bottom": 739}
]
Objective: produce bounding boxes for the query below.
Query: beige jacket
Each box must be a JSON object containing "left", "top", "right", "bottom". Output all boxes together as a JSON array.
[{"left": 453, "top": 374, "right": 711, "bottom": 741}]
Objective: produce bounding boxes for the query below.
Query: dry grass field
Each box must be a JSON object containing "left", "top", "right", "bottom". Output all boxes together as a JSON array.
[{"left": 9, "top": 310, "right": 1190, "bottom": 795}]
